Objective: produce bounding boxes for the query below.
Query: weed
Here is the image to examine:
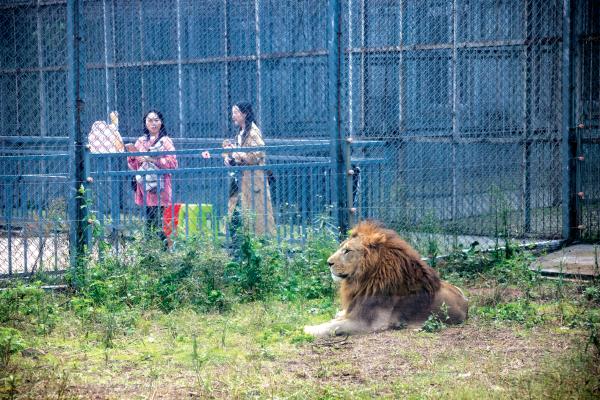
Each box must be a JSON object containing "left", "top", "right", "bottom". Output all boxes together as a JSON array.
[
  {"left": 422, "top": 303, "right": 449, "bottom": 333},
  {"left": 584, "top": 286, "right": 600, "bottom": 303},
  {"left": 475, "top": 300, "right": 544, "bottom": 327},
  {"left": 0, "top": 328, "right": 26, "bottom": 369},
  {"left": 583, "top": 310, "right": 600, "bottom": 355},
  {"left": 0, "top": 283, "right": 58, "bottom": 334},
  {"left": 191, "top": 334, "right": 213, "bottom": 395},
  {"left": 585, "top": 246, "right": 600, "bottom": 304},
  {"left": 421, "top": 314, "right": 446, "bottom": 333}
]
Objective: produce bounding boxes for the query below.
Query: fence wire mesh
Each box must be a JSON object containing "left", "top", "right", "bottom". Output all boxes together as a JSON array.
[
  {"left": 0, "top": 0, "right": 599, "bottom": 277},
  {"left": 342, "top": 0, "right": 567, "bottom": 251}
]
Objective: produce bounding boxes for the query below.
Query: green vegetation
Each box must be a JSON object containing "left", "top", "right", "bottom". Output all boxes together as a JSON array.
[{"left": 0, "top": 223, "right": 599, "bottom": 399}]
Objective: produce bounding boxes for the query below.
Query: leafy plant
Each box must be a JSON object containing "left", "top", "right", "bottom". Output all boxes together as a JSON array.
[
  {"left": 0, "top": 283, "right": 57, "bottom": 334},
  {"left": 0, "top": 328, "right": 26, "bottom": 369},
  {"left": 475, "top": 300, "right": 543, "bottom": 327},
  {"left": 421, "top": 315, "right": 446, "bottom": 333},
  {"left": 225, "top": 233, "right": 282, "bottom": 302},
  {"left": 584, "top": 286, "right": 600, "bottom": 304},
  {"left": 583, "top": 310, "right": 600, "bottom": 355},
  {"left": 421, "top": 303, "right": 449, "bottom": 332}
]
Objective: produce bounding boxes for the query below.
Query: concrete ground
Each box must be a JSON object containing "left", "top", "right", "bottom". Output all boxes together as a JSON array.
[{"left": 534, "top": 244, "right": 600, "bottom": 279}]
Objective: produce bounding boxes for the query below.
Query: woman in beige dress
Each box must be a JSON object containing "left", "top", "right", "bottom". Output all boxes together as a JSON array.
[{"left": 223, "top": 102, "right": 275, "bottom": 236}]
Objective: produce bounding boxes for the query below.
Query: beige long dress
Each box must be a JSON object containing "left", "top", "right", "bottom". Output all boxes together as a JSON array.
[{"left": 227, "top": 123, "right": 276, "bottom": 236}]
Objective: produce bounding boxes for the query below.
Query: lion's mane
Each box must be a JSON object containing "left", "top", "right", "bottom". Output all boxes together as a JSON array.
[
  {"left": 340, "top": 221, "right": 443, "bottom": 324},
  {"left": 341, "top": 221, "right": 441, "bottom": 304}
]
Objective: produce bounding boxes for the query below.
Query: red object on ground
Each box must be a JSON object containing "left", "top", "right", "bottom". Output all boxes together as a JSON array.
[{"left": 163, "top": 203, "right": 182, "bottom": 237}]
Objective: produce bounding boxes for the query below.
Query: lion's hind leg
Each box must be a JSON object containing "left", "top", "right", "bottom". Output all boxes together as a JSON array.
[{"left": 433, "top": 282, "right": 469, "bottom": 324}]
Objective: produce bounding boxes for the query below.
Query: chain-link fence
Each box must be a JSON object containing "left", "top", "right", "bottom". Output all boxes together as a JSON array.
[{"left": 1, "top": 0, "right": 599, "bottom": 277}]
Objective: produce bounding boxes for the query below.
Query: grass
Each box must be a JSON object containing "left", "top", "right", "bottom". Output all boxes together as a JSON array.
[
  {"left": 2, "top": 285, "right": 599, "bottom": 399},
  {"left": 0, "top": 227, "right": 599, "bottom": 399}
]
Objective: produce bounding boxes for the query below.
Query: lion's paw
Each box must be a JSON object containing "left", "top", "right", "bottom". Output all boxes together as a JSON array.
[
  {"left": 303, "top": 325, "right": 320, "bottom": 336},
  {"left": 303, "top": 324, "right": 331, "bottom": 337}
]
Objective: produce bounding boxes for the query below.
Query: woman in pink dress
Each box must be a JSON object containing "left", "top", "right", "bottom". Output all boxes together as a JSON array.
[{"left": 127, "top": 110, "right": 178, "bottom": 243}]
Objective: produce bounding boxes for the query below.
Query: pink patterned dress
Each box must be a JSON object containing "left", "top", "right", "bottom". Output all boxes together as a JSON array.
[{"left": 127, "top": 135, "right": 178, "bottom": 206}]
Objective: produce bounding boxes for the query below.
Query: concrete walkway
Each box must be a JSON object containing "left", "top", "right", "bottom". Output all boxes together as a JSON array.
[{"left": 534, "top": 244, "right": 600, "bottom": 279}]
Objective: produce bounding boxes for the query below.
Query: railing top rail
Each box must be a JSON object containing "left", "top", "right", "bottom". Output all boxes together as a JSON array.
[
  {"left": 0, "top": 153, "right": 70, "bottom": 161},
  {"left": 88, "top": 142, "right": 332, "bottom": 159},
  {"left": 90, "top": 161, "right": 333, "bottom": 177}
]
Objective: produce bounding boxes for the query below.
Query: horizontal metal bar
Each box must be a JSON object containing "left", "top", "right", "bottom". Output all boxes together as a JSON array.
[
  {"left": 0, "top": 0, "right": 65, "bottom": 10},
  {"left": 87, "top": 50, "right": 328, "bottom": 70},
  {"left": 375, "top": 136, "right": 562, "bottom": 144},
  {"left": 0, "top": 136, "right": 330, "bottom": 145},
  {"left": 89, "top": 143, "right": 331, "bottom": 159},
  {"left": 0, "top": 153, "right": 69, "bottom": 161},
  {"left": 0, "top": 174, "right": 68, "bottom": 180},
  {"left": 345, "top": 37, "right": 561, "bottom": 55},
  {"left": 0, "top": 65, "right": 67, "bottom": 74},
  {"left": 0, "top": 136, "right": 70, "bottom": 144},
  {"left": 578, "top": 35, "right": 600, "bottom": 43},
  {"left": 1, "top": 49, "right": 328, "bottom": 75},
  {"left": 90, "top": 161, "right": 332, "bottom": 177}
]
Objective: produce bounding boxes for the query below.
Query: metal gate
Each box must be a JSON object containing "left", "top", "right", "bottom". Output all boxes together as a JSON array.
[{"left": 575, "top": 1, "right": 600, "bottom": 240}]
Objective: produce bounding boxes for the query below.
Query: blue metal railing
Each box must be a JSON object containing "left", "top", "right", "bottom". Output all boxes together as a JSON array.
[
  {"left": 85, "top": 142, "right": 369, "bottom": 246},
  {"left": 0, "top": 140, "right": 387, "bottom": 277}
]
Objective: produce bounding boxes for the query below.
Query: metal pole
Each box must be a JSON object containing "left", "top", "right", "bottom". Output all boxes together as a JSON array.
[
  {"left": 451, "top": 0, "right": 457, "bottom": 223},
  {"left": 561, "top": 0, "right": 577, "bottom": 241},
  {"left": 523, "top": 0, "right": 532, "bottom": 234},
  {"left": 67, "top": 0, "right": 87, "bottom": 274},
  {"left": 328, "top": 0, "right": 347, "bottom": 236}
]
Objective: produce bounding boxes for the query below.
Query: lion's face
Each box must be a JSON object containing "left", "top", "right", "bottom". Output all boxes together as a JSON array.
[{"left": 327, "top": 236, "right": 366, "bottom": 282}]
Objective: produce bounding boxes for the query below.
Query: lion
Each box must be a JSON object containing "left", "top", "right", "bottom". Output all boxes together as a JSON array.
[{"left": 304, "top": 220, "right": 468, "bottom": 337}]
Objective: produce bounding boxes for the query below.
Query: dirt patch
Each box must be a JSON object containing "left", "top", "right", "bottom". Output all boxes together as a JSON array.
[
  {"left": 283, "top": 324, "right": 579, "bottom": 388},
  {"left": 467, "top": 287, "right": 525, "bottom": 306},
  {"left": 16, "top": 322, "right": 591, "bottom": 399}
]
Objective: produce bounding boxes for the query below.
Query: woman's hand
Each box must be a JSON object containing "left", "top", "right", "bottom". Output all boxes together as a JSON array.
[
  {"left": 232, "top": 152, "right": 245, "bottom": 164},
  {"left": 138, "top": 155, "right": 156, "bottom": 163}
]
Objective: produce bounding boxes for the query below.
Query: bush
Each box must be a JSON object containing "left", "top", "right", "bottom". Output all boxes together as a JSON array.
[
  {"left": 223, "top": 227, "right": 337, "bottom": 302},
  {"left": 440, "top": 243, "right": 539, "bottom": 289},
  {"left": 0, "top": 284, "right": 57, "bottom": 334},
  {"left": 69, "top": 235, "right": 233, "bottom": 314},
  {"left": 0, "top": 327, "right": 26, "bottom": 369},
  {"left": 69, "top": 225, "right": 338, "bottom": 315},
  {"left": 224, "top": 234, "right": 283, "bottom": 302},
  {"left": 584, "top": 285, "right": 600, "bottom": 304},
  {"left": 475, "top": 300, "right": 544, "bottom": 327}
]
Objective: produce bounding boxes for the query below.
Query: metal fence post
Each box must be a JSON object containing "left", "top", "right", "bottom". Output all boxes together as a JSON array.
[
  {"left": 328, "top": 0, "right": 348, "bottom": 237},
  {"left": 67, "top": 0, "right": 87, "bottom": 275},
  {"left": 561, "top": 0, "right": 577, "bottom": 242},
  {"left": 84, "top": 146, "right": 92, "bottom": 251}
]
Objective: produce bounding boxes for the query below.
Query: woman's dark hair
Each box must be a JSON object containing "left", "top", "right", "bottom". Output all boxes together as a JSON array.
[
  {"left": 234, "top": 101, "right": 256, "bottom": 142},
  {"left": 143, "top": 109, "right": 169, "bottom": 143}
]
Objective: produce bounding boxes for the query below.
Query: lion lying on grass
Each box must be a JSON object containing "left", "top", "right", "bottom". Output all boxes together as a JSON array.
[{"left": 304, "top": 220, "right": 468, "bottom": 337}]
